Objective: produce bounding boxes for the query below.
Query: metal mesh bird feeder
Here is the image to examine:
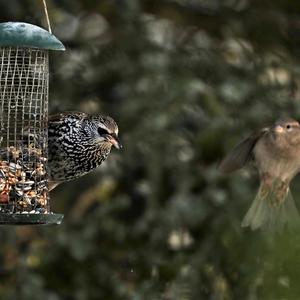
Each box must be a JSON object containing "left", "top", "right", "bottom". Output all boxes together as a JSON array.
[{"left": 0, "top": 22, "right": 64, "bottom": 225}]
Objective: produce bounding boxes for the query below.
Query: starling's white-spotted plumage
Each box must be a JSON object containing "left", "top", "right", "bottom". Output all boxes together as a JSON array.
[{"left": 48, "top": 112, "right": 120, "bottom": 189}]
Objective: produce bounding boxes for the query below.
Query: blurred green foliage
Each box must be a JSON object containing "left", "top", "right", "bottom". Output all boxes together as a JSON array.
[{"left": 1, "top": 0, "right": 300, "bottom": 299}]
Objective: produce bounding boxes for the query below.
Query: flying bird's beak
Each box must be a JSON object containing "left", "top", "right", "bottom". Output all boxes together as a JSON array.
[
  {"left": 106, "top": 133, "right": 122, "bottom": 149},
  {"left": 273, "top": 125, "right": 284, "bottom": 134}
]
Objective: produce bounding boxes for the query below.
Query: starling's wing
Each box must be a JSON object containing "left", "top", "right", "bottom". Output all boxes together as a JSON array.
[
  {"left": 219, "top": 129, "right": 268, "bottom": 173},
  {"left": 48, "top": 111, "right": 87, "bottom": 125}
]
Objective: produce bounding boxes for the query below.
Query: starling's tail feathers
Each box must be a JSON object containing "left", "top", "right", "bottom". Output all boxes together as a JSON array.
[
  {"left": 49, "top": 181, "right": 60, "bottom": 191},
  {"left": 241, "top": 186, "right": 299, "bottom": 231}
]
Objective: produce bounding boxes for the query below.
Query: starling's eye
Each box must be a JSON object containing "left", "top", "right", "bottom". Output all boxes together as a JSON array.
[{"left": 98, "top": 127, "right": 109, "bottom": 135}]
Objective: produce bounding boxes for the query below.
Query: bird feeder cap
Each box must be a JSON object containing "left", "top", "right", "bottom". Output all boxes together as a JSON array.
[{"left": 0, "top": 22, "right": 65, "bottom": 51}]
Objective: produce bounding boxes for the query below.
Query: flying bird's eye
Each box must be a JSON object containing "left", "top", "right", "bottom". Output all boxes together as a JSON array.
[
  {"left": 286, "top": 124, "right": 292, "bottom": 131},
  {"left": 98, "top": 127, "right": 108, "bottom": 135}
]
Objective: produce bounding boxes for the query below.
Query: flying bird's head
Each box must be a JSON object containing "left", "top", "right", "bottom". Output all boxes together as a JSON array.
[
  {"left": 271, "top": 118, "right": 300, "bottom": 148},
  {"left": 84, "top": 115, "right": 122, "bottom": 150}
]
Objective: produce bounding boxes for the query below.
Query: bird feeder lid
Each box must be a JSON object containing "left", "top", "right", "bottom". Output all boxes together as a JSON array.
[{"left": 0, "top": 22, "right": 65, "bottom": 50}]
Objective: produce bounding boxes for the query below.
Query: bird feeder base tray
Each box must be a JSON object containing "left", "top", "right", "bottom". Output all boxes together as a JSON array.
[{"left": 0, "top": 213, "right": 64, "bottom": 225}]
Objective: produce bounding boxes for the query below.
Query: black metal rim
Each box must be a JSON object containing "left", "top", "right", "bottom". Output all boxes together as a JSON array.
[{"left": 0, "top": 213, "right": 64, "bottom": 225}]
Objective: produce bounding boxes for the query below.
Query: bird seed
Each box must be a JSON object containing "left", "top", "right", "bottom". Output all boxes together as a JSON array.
[{"left": 0, "top": 146, "right": 49, "bottom": 214}]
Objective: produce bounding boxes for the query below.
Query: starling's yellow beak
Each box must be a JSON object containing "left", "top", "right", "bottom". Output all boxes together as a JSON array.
[{"left": 106, "top": 133, "right": 122, "bottom": 149}]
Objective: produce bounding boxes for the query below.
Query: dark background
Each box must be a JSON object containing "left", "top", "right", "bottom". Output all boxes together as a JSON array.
[{"left": 1, "top": 0, "right": 300, "bottom": 299}]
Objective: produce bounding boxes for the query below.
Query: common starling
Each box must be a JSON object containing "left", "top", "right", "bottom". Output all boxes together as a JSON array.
[
  {"left": 48, "top": 112, "right": 121, "bottom": 190},
  {"left": 219, "top": 118, "right": 300, "bottom": 230}
]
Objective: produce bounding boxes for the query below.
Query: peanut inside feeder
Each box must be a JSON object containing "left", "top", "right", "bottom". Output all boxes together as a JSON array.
[
  {"left": 0, "top": 146, "right": 48, "bottom": 213},
  {"left": 0, "top": 22, "right": 65, "bottom": 225}
]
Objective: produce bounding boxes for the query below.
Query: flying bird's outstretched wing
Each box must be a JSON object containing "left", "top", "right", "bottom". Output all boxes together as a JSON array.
[{"left": 219, "top": 129, "right": 267, "bottom": 173}]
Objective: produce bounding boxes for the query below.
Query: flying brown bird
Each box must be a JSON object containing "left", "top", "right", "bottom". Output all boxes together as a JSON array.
[
  {"left": 219, "top": 118, "right": 300, "bottom": 230},
  {"left": 48, "top": 112, "right": 121, "bottom": 190}
]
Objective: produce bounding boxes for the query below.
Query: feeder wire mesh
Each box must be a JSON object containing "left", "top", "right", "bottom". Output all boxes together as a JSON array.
[{"left": 0, "top": 46, "right": 50, "bottom": 217}]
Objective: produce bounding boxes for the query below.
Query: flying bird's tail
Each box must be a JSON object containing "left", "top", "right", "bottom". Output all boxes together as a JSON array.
[{"left": 241, "top": 180, "right": 299, "bottom": 230}]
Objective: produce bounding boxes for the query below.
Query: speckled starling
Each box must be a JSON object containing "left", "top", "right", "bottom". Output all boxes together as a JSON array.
[{"left": 48, "top": 112, "right": 121, "bottom": 190}]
